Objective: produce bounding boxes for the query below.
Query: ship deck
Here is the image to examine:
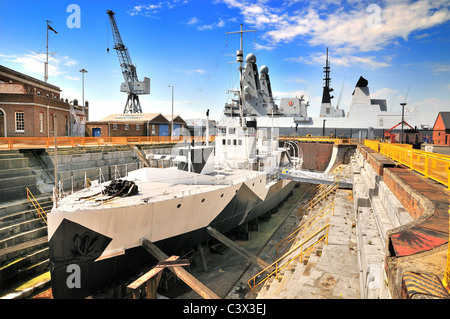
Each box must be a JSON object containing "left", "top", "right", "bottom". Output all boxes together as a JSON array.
[{"left": 53, "top": 168, "right": 265, "bottom": 213}]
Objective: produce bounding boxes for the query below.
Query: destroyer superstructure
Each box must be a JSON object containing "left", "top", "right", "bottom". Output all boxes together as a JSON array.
[{"left": 219, "top": 46, "right": 421, "bottom": 138}]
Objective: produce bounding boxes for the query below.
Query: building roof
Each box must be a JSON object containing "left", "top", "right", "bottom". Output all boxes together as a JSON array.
[
  {"left": 434, "top": 112, "right": 450, "bottom": 129},
  {"left": 164, "top": 115, "right": 186, "bottom": 124},
  {"left": 0, "top": 65, "right": 61, "bottom": 92},
  {"left": 97, "top": 113, "right": 186, "bottom": 124},
  {"left": 99, "top": 113, "right": 166, "bottom": 123}
]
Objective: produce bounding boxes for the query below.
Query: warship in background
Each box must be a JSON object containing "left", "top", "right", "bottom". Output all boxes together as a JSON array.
[{"left": 217, "top": 48, "right": 421, "bottom": 139}]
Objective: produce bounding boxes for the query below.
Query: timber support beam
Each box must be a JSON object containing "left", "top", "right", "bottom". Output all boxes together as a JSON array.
[
  {"left": 140, "top": 237, "right": 220, "bottom": 299},
  {"left": 206, "top": 226, "right": 274, "bottom": 272}
]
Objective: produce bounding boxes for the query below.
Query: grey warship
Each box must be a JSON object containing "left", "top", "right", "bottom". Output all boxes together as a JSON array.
[{"left": 47, "top": 26, "right": 297, "bottom": 299}]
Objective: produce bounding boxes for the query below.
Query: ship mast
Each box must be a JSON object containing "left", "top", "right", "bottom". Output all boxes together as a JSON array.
[
  {"left": 226, "top": 24, "right": 256, "bottom": 82},
  {"left": 226, "top": 24, "right": 256, "bottom": 124},
  {"left": 322, "top": 47, "right": 334, "bottom": 105}
]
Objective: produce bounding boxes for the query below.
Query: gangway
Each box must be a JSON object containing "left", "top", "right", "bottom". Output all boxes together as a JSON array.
[{"left": 278, "top": 167, "right": 353, "bottom": 188}]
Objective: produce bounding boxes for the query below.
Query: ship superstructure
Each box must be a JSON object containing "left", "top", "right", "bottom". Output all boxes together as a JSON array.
[
  {"left": 218, "top": 47, "right": 421, "bottom": 139},
  {"left": 47, "top": 108, "right": 295, "bottom": 298}
]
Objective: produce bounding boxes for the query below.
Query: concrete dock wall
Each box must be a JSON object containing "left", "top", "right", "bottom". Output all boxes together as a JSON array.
[
  {"left": 352, "top": 145, "right": 448, "bottom": 299},
  {"left": 26, "top": 147, "right": 142, "bottom": 194},
  {"left": 293, "top": 142, "right": 356, "bottom": 172}
]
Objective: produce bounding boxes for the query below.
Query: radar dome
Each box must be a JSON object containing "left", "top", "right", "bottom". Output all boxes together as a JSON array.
[
  {"left": 260, "top": 65, "right": 269, "bottom": 74},
  {"left": 246, "top": 53, "right": 256, "bottom": 63}
]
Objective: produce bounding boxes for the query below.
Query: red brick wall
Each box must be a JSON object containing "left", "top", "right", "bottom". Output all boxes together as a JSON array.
[
  {"left": 383, "top": 168, "right": 426, "bottom": 220},
  {"left": 433, "top": 114, "right": 450, "bottom": 146},
  {"left": 0, "top": 93, "right": 70, "bottom": 137}
]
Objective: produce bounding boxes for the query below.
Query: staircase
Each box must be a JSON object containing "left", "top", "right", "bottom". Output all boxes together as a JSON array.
[
  {"left": 0, "top": 150, "right": 39, "bottom": 202},
  {"left": 0, "top": 151, "right": 53, "bottom": 298},
  {"left": 248, "top": 164, "right": 363, "bottom": 299},
  {"left": 249, "top": 183, "right": 337, "bottom": 299}
]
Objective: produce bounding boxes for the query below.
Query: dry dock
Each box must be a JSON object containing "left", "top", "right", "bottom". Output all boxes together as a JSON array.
[{"left": 0, "top": 141, "right": 449, "bottom": 299}]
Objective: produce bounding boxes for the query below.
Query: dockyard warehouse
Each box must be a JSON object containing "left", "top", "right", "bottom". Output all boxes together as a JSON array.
[
  {"left": 432, "top": 112, "right": 450, "bottom": 146},
  {"left": 86, "top": 113, "right": 186, "bottom": 137}
]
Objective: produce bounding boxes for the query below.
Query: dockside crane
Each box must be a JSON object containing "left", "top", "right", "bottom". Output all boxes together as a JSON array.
[{"left": 107, "top": 9, "right": 150, "bottom": 114}]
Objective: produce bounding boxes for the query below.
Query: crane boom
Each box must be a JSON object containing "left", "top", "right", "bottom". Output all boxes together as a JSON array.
[{"left": 107, "top": 9, "right": 150, "bottom": 114}]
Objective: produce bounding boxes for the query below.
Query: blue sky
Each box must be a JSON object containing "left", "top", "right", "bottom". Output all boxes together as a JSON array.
[{"left": 0, "top": 0, "right": 449, "bottom": 126}]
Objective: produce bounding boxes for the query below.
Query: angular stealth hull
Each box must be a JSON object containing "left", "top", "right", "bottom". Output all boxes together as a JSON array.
[{"left": 48, "top": 168, "right": 295, "bottom": 299}]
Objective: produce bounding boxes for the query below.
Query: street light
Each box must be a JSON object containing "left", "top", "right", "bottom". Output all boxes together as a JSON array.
[
  {"left": 400, "top": 102, "right": 406, "bottom": 144},
  {"left": 168, "top": 85, "right": 174, "bottom": 141},
  {"left": 79, "top": 69, "right": 88, "bottom": 115}
]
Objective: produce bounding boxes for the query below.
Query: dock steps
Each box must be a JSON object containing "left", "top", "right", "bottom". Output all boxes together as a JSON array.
[{"left": 0, "top": 195, "right": 52, "bottom": 299}]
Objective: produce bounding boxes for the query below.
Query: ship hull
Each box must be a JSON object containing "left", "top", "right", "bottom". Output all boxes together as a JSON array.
[{"left": 48, "top": 177, "right": 295, "bottom": 299}]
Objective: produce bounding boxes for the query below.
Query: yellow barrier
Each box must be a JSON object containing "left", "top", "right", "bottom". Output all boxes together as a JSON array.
[
  {"left": 297, "top": 181, "right": 338, "bottom": 217},
  {"left": 364, "top": 140, "right": 450, "bottom": 189},
  {"left": 444, "top": 206, "right": 450, "bottom": 293},
  {"left": 248, "top": 223, "right": 331, "bottom": 292},
  {"left": 26, "top": 188, "right": 48, "bottom": 224},
  {"left": 442, "top": 204, "right": 450, "bottom": 293},
  {"left": 0, "top": 135, "right": 215, "bottom": 150},
  {"left": 277, "top": 201, "right": 335, "bottom": 256}
]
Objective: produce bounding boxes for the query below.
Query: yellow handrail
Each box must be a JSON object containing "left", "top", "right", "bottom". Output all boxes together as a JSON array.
[
  {"left": 0, "top": 135, "right": 216, "bottom": 150},
  {"left": 26, "top": 188, "right": 48, "bottom": 224},
  {"left": 364, "top": 140, "right": 450, "bottom": 189},
  {"left": 248, "top": 223, "right": 331, "bottom": 292},
  {"left": 297, "top": 181, "right": 338, "bottom": 217},
  {"left": 277, "top": 201, "right": 335, "bottom": 256},
  {"left": 329, "top": 162, "right": 343, "bottom": 175}
]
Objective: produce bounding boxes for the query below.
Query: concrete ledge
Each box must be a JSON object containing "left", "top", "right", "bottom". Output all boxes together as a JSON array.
[
  {"left": 0, "top": 158, "right": 28, "bottom": 170},
  {"left": 383, "top": 168, "right": 434, "bottom": 222},
  {"left": 378, "top": 181, "right": 411, "bottom": 227},
  {"left": 0, "top": 167, "right": 33, "bottom": 179},
  {"left": 357, "top": 145, "right": 376, "bottom": 160},
  {"left": 0, "top": 175, "right": 36, "bottom": 190},
  {"left": 366, "top": 152, "right": 396, "bottom": 176}
]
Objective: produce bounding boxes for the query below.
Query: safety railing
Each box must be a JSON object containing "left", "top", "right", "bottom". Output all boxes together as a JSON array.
[
  {"left": 277, "top": 201, "right": 335, "bottom": 256},
  {"left": 297, "top": 181, "right": 338, "bottom": 217},
  {"left": 279, "top": 135, "right": 361, "bottom": 145},
  {"left": 364, "top": 140, "right": 450, "bottom": 189},
  {"left": 329, "top": 162, "right": 343, "bottom": 175},
  {"left": 26, "top": 188, "right": 48, "bottom": 224},
  {"left": 0, "top": 135, "right": 216, "bottom": 150},
  {"left": 248, "top": 223, "right": 331, "bottom": 292}
]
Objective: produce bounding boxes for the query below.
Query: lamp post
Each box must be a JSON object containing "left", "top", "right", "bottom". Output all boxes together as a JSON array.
[
  {"left": 400, "top": 102, "right": 406, "bottom": 144},
  {"left": 79, "top": 69, "right": 88, "bottom": 114},
  {"left": 168, "top": 85, "right": 174, "bottom": 141}
]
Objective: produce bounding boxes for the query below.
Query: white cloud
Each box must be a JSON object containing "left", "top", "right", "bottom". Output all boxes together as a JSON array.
[
  {"left": 220, "top": 0, "right": 450, "bottom": 53},
  {"left": 65, "top": 75, "right": 79, "bottom": 81},
  {"left": 1, "top": 51, "right": 79, "bottom": 84},
  {"left": 254, "top": 42, "right": 277, "bottom": 51},
  {"left": 432, "top": 63, "right": 450, "bottom": 73},
  {"left": 187, "top": 17, "right": 199, "bottom": 25},
  {"left": 128, "top": 1, "right": 189, "bottom": 17},
  {"left": 197, "top": 18, "right": 226, "bottom": 30},
  {"left": 285, "top": 78, "right": 306, "bottom": 84},
  {"left": 287, "top": 51, "right": 391, "bottom": 70},
  {"left": 413, "top": 97, "right": 450, "bottom": 126},
  {"left": 174, "top": 69, "right": 207, "bottom": 75}
]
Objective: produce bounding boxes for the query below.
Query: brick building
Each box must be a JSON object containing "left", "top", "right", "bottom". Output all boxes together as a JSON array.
[
  {"left": 432, "top": 112, "right": 450, "bottom": 146},
  {"left": 0, "top": 65, "right": 86, "bottom": 137},
  {"left": 86, "top": 113, "right": 186, "bottom": 137}
]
